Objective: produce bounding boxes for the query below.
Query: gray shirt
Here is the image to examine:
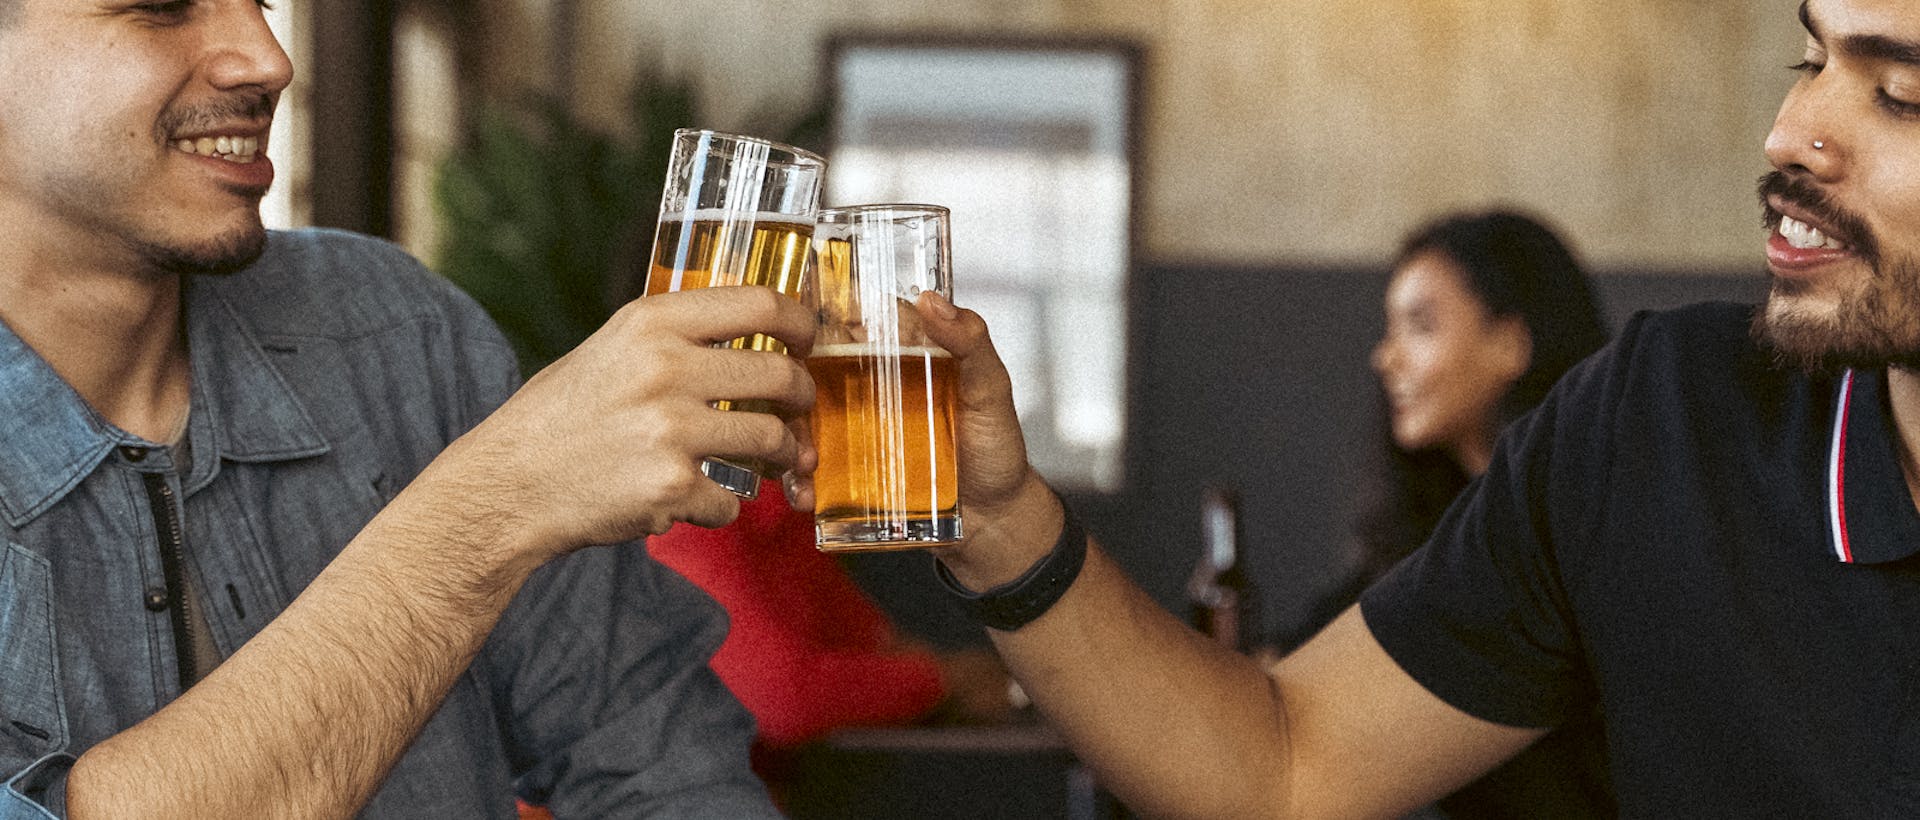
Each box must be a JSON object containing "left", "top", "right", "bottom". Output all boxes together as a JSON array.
[{"left": 0, "top": 229, "right": 775, "bottom": 818}]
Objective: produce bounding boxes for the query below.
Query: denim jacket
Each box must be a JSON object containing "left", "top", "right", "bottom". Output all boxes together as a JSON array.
[{"left": 0, "top": 230, "right": 773, "bottom": 818}]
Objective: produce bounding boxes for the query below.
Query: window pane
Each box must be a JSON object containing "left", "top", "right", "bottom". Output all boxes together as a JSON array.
[
  {"left": 830, "top": 44, "right": 1136, "bottom": 492},
  {"left": 262, "top": 1, "right": 309, "bottom": 229}
]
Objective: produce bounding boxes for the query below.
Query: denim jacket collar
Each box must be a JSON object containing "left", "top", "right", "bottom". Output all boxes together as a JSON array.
[
  {"left": 186, "top": 279, "right": 330, "bottom": 465},
  {"left": 0, "top": 276, "right": 329, "bottom": 527}
]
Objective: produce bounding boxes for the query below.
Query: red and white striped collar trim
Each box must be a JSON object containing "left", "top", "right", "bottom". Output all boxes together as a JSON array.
[
  {"left": 1826, "top": 369, "right": 1857, "bottom": 563},
  {"left": 1823, "top": 367, "right": 1920, "bottom": 565}
]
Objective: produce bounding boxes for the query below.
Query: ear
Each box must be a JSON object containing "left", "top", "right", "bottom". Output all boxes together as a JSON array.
[{"left": 1490, "top": 315, "right": 1532, "bottom": 382}]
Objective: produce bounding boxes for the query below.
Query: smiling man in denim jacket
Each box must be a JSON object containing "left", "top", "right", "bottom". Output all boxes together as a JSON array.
[{"left": 0, "top": 0, "right": 812, "bottom": 816}]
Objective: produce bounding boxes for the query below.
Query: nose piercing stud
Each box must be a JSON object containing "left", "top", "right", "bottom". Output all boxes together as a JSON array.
[{"left": 1813, "top": 140, "right": 1825, "bottom": 150}]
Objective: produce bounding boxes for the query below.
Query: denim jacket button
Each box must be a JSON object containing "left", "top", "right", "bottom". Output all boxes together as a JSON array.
[
  {"left": 143, "top": 588, "right": 168, "bottom": 611},
  {"left": 121, "top": 446, "right": 149, "bottom": 462}
]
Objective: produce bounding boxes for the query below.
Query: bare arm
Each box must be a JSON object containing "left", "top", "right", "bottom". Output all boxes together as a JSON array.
[
  {"left": 894, "top": 295, "right": 1543, "bottom": 819},
  {"left": 69, "top": 487, "right": 536, "bottom": 819},
  {"left": 66, "top": 286, "right": 817, "bottom": 818}
]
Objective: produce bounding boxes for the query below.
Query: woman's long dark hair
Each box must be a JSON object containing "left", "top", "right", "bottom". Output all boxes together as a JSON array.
[{"left": 1353, "top": 210, "right": 1610, "bottom": 578}]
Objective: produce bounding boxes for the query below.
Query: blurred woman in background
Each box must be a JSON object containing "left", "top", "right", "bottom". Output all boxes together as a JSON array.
[
  {"left": 1290, "top": 209, "right": 1614, "bottom": 818},
  {"left": 1362, "top": 210, "right": 1610, "bottom": 580}
]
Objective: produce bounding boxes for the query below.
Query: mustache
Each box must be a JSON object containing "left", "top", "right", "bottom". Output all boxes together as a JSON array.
[
  {"left": 158, "top": 93, "right": 277, "bottom": 135},
  {"left": 1757, "top": 171, "right": 1879, "bottom": 265}
]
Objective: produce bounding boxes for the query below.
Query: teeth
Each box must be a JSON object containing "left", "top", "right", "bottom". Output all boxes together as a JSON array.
[
  {"left": 1779, "top": 215, "right": 1846, "bottom": 250},
  {"left": 173, "top": 135, "right": 261, "bottom": 163}
]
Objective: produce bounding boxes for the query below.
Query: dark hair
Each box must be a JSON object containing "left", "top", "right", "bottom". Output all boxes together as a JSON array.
[{"left": 1352, "top": 209, "right": 1609, "bottom": 578}]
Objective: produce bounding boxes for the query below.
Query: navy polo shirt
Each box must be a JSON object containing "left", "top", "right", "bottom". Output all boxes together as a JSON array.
[{"left": 1363, "top": 301, "right": 1920, "bottom": 817}]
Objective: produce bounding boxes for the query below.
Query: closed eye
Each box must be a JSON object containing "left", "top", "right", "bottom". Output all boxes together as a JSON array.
[
  {"left": 132, "top": 0, "right": 194, "bottom": 22},
  {"left": 1876, "top": 88, "right": 1920, "bottom": 118}
]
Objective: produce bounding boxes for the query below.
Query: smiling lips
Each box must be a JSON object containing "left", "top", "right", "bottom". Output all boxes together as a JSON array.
[
  {"left": 1766, "top": 195, "right": 1861, "bottom": 274},
  {"left": 1778, "top": 214, "right": 1847, "bottom": 251},
  {"left": 1383, "top": 387, "right": 1417, "bottom": 419},
  {"left": 174, "top": 133, "right": 261, "bottom": 163}
]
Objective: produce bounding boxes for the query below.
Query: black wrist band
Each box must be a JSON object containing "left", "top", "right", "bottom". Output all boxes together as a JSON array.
[{"left": 935, "top": 493, "right": 1087, "bottom": 632}]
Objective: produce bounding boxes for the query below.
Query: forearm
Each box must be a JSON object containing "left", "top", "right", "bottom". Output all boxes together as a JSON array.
[
  {"left": 67, "top": 473, "right": 539, "bottom": 818},
  {"left": 920, "top": 296, "right": 1538, "bottom": 818},
  {"left": 939, "top": 478, "right": 1293, "bottom": 818},
  {"left": 960, "top": 531, "right": 1532, "bottom": 819},
  {"left": 988, "top": 546, "right": 1292, "bottom": 818}
]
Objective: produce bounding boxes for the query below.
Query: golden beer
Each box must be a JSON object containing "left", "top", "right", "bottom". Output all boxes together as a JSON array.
[
  {"left": 648, "top": 212, "right": 813, "bottom": 419},
  {"left": 647, "top": 130, "right": 823, "bottom": 499},
  {"left": 811, "top": 235, "right": 857, "bottom": 338},
  {"left": 808, "top": 343, "right": 962, "bottom": 550},
  {"left": 646, "top": 211, "right": 814, "bottom": 354}
]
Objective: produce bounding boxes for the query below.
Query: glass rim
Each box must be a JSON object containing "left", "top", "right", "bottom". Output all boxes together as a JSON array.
[
  {"left": 672, "top": 127, "right": 827, "bottom": 168},
  {"left": 817, "top": 203, "right": 951, "bottom": 221}
]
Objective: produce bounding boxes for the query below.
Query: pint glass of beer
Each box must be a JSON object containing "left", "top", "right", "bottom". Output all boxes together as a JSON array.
[
  {"left": 807, "top": 205, "right": 961, "bottom": 551},
  {"left": 643, "top": 129, "right": 826, "bottom": 498}
]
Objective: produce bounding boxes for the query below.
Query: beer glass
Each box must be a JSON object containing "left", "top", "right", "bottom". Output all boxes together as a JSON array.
[
  {"left": 643, "top": 129, "right": 826, "bottom": 498},
  {"left": 807, "top": 205, "right": 962, "bottom": 551}
]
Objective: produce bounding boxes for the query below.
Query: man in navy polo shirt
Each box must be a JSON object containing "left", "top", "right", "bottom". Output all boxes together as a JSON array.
[{"left": 911, "top": 0, "right": 1920, "bottom": 815}]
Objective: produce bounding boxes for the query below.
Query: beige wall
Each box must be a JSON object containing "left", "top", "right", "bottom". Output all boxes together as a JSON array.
[{"left": 426, "top": 0, "right": 1806, "bottom": 272}]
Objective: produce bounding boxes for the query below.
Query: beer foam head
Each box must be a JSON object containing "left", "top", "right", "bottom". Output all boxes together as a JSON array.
[
  {"left": 812, "top": 342, "right": 952, "bottom": 358},
  {"left": 660, "top": 208, "right": 814, "bottom": 228}
]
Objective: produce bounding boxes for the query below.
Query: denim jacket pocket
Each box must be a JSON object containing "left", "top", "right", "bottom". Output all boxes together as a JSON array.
[{"left": 0, "top": 542, "right": 66, "bottom": 762}]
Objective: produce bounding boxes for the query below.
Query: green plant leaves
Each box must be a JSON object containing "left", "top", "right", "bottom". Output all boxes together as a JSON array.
[{"left": 432, "top": 72, "right": 823, "bottom": 377}]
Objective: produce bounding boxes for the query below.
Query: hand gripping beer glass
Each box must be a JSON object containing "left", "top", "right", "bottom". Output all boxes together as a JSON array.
[
  {"left": 807, "top": 205, "right": 962, "bottom": 551},
  {"left": 643, "top": 129, "right": 826, "bottom": 498}
]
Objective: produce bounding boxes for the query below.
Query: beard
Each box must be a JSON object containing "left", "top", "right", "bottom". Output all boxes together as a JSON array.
[
  {"left": 1750, "top": 171, "right": 1920, "bottom": 373},
  {"left": 125, "top": 92, "right": 276, "bottom": 276},
  {"left": 130, "top": 216, "right": 269, "bottom": 277}
]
